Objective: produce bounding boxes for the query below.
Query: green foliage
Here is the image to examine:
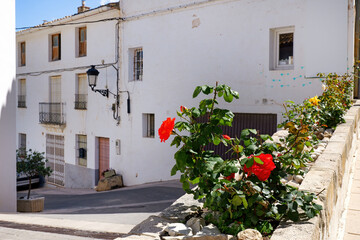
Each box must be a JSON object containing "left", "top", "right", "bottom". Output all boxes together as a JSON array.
[
  {"left": 165, "top": 82, "right": 324, "bottom": 235},
  {"left": 17, "top": 149, "right": 52, "bottom": 199}
]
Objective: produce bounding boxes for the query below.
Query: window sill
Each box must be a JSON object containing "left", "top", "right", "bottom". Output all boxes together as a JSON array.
[
  {"left": 270, "top": 65, "right": 294, "bottom": 71},
  {"left": 76, "top": 55, "right": 87, "bottom": 58}
]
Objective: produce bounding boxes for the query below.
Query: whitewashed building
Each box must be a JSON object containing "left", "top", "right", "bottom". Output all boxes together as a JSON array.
[
  {"left": 0, "top": 0, "right": 16, "bottom": 211},
  {"left": 17, "top": 0, "right": 357, "bottom": 188}
]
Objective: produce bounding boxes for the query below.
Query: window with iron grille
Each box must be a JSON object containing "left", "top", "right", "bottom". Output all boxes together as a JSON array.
[
  {"left": 78, "top": 27, "right": 87, "bottom": 57},
  {"left": 133, "top": 48, "right": 143, "bottom": 81},
  {"left": 51, "top": 33, "right": 61, "bottom": 61},
  {"left": 20, "top": 42, "right": 26, "bottom": 66},
  {"left": 18, "top": 78, "right": 26, "bottom": 108},
  {"left": 75, "top": 74, "right": 87, "bottom": 110},
  {"left": 18, "top": 133, "right": 26, "bottom": 155},
  {"left": 76, "top": 134, "right": 87, "bottom": 167},
  {"left": 143, "top": 113, "right": 155, "bottom": 138}
]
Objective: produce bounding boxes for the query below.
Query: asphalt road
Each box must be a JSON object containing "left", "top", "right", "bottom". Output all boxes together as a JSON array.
[{"left": 17, "top": 180, "right": 185, "bottom": 223}]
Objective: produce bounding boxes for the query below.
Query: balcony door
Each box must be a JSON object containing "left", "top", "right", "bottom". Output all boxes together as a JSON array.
[{"left": 50, "top": 76, "right": 61, "bottom": 123}]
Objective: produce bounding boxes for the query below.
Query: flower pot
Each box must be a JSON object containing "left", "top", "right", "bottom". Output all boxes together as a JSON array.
[{"left": 17, "top": 197, "right": 45, "bottom": 212}]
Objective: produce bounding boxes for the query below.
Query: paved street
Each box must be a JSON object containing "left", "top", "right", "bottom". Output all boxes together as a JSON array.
[{"left": 0, "top": 180, "right": 184, "bottom": 239}]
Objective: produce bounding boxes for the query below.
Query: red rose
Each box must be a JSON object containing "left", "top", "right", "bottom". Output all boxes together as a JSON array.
[
  {"left": 180, "top": 106, "right": 187, "bottom": 112},
  {"left": 224, "top": 173, "right": 235, "bottom": 181},
  {"left": 158, "top": 118, "right": 175, "bottom": 142},
  {"left": 222, "top": 135, "right": 231, "bottom": 140},
  {"left": 243, "top": 154, "right": 276, "bottom": 181}
]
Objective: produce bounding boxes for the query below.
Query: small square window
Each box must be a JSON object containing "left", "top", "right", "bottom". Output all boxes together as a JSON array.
[
  {"left": 270, "top": 27, "right": 294, "bottom": 70},
  {"left": 143, "top": 113, "right": 155, "bottom": 138}
]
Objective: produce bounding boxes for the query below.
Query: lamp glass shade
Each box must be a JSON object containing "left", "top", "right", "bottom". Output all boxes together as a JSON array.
[{"left": 87, "top": 65, "right": 99, "bottom": 88}]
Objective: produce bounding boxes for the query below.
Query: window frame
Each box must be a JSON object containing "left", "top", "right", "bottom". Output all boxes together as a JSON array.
[
  {"left": 76, "top": 134, "right": 87, "bottom": 167},
  {"left": 50, "top": 33, "right": 61, "bottom": 61},
  {"left": 18, "top": 133, "right": 26, "bottom": 155},
  {"left": 133, "top": 48, "right": 143, "bottom": 81},
  {"left": 20, "top": 42, "right": 26, "bottom": 66},
  {"left": 75, "top": 73, "right": 88, "bottom": 110},
  {"left": 270, "top": 26, "right": 294, "bottom": 70},
  {"left": 78, "top": 27, "right": 87, "bottom": 57},
  {"left": 143, "top": 113, "right": 155, "bottom": 138},
  {"left": 18, "top": 78, "right": 26, "bottom": 108}
]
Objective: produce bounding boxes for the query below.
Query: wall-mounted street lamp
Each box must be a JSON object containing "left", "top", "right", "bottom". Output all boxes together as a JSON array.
[
  {"left": 86, "top": 65, "right": 109, "bottom": 98},
  {"left": 86, "top": 65, "right": 130, "bottom": 123}
]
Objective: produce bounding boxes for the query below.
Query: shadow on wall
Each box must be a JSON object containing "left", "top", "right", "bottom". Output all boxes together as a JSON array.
[{"left": 0, "top": 79, "right": 17, "bottom": 212}]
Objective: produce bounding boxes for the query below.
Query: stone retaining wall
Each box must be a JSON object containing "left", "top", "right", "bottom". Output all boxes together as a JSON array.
[{"left": 271, "top": 101, "right": 360, "bottom": 240}]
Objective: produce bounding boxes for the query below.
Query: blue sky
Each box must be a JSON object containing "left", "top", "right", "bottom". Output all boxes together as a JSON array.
[{"left": 16, "top": 0, "right": 117, "bottom": 29}]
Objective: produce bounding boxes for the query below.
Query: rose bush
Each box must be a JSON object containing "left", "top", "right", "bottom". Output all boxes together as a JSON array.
[{"left": 159, "top": 83, "right": 323, "bottom": 235}]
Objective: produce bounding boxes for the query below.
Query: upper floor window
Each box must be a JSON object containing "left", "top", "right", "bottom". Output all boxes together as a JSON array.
[
  {"left": 20, "top": 42, "right": 26, "bottom": 66},
  {"left": 75, "top": 73, "right": 87, "bottom": 110},
  {"left": 129, "top": 48, "right": 143, "bottom": 81},
  {"left": 18, "top": 78, "right": 26, "bottom": 108},
  {"left": 78, "top": 27, "right": 87, "bottom": 57},
  {"left": 51, "top": 33, "right": 61, "bottom": 61},
  {"left": 270, "top": 26, "right": 294, "bottom": 70}
]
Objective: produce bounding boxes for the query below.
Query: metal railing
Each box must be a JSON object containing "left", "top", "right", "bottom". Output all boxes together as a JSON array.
[
  {"left": 74, "top": 94, "right": 87, "bottom": 110},
  {"left": 18, "top": 95, "right": 26, "bottom": 108},
  {"left": 39, "top": 102, "right": 66, "bottom": 125}
]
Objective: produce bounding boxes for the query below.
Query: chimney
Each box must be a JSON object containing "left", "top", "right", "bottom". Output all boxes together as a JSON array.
[{"left": 78, "top": 0, "right": 90, "bottom": 13}]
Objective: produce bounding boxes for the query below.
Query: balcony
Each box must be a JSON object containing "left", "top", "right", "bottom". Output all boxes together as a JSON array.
[
  {"left": 74, "top": 94, "right": 87, "bottom": 110},
  {"left": 39, "top": 102, "right": 66, "bottom": 125},
  {"left": 18, "top": 95, "right": 26, "bottom": 108}
]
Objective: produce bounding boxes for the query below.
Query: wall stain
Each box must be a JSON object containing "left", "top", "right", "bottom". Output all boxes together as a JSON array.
[{"left": 192, "top": 18, "right": 201, "bottom": 28}]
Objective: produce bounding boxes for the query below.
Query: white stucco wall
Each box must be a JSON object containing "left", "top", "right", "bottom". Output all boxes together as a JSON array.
[
  {"left": 16, "top": 8, "right": 121, "bottom": 188},
  {"left": 116, "top": 0, "right": 354, "bottom": 185},
  {"left": 16, "top": 0, "right": 355, "bottom": 187},
  {"left": 0, "top": 0, "right": 16, "bottom": 211}
]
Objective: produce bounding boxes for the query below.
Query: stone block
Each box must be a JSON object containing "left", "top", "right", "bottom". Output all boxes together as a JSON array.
[
  {"left": 345, "top": 209, "right": 360, "bottom": 235},
  {"left": 159, "top": 193, "right": 203, "bottom": 222},
  {"left": 270, "top": 216, "right": 321, "bottom": 240},
  {"left": 299, "top": 168, "right": 336, "bottom": 228},
  {"left": 312, "top": 153, "right": 342, "bottom": 187},
  {"left": 129, "top": 215, "right": 177, "bottom": 235},
  {"left": 237, "top": 229, "right": 262, "bottom": 240},
  {"left": 95, "top": 175, "right": 123, "bottom": 192}
]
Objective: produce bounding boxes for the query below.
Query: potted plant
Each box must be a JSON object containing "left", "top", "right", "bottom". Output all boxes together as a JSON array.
[{"left": 16, "top": 149, "right": 52, "bottom": 212}]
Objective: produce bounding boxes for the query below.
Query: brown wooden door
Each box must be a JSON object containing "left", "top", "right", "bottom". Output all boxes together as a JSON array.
[{"left": 98, "top": 137, "right": 109, "bottom": 179}]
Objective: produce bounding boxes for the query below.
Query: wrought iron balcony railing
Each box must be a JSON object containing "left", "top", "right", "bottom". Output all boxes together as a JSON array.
[
  {"left": 18, "top": 95, "right": 26, "bottom": 108},
  {"left": 39, "top": 102, "right": 66, "bottom": 125},
  {"left": 74, "top": 94, "right": 87, "bottom": 110}
]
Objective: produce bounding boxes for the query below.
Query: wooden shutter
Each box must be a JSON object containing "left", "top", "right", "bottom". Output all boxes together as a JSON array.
[
  {"left": 79, "top": 27, "right": 87, "bottom": 57},
  {"left": 52, "top": 34, "right": 61, "bottom": 61},
  {"left": 20, "top": 42, "right": 25, "bottom": 66},
  {"left": 50, "top": 76, "right": 61, "bottom": 103}
]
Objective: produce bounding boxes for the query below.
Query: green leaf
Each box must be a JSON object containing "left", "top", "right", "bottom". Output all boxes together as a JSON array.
[
  {"left": 254, "top": 157, "right": 263, "bottom": 164},
  {"left": 242, "top": 197, "right": 248, "bottom": 208},
  {"left": 231, "top": 195, "right": 243, "bottom": 207},
  {"left": 190, "top": 177, "right": 200, "bottom": 184},
  {"left": 246, "top": 158, "right": 254, "bottom": 168},
  {"left": 193, "top": 86, "right": 202, "bottom": 98},
  {"left": 170, "top": 165, "right": 178, "bottom": 176},
  {"left": 213, "top": 136, "right": 221, "bottom": 145},
  {"left": 249, "top": 129, "right": 257, "bottom": 135},
  {"left": 224, "top": 93, "right": 234, "bottom": 102}
]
